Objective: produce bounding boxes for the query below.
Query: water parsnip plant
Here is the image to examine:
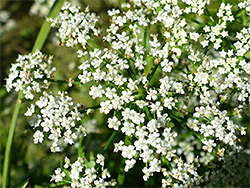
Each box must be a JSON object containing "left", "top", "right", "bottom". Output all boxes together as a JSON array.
[{"left": 3, "top": 0, "right": 250, "bottom": 187}]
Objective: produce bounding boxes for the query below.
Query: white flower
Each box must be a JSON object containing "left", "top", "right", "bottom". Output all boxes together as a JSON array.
[
  {"left": 243, "top": 63, "right": 250, "bottom": 74},
  {"left": 24, "top": 104, "right": 35, "bottom": 116},
  {"left": 146, "top": 88, "right": 158, "bottom": 101},
  {"left": 125, "top": 159, "right": 136, "bottom": 172},
  {"left": 107, "top": 116, "right": 121, "bottom": 131},
  {"left": 89, "top": 85, "right": 105, "bottom": 99},
  {"left": 50, "top": 168, "right": 66, "bottom": 183},
  {"left": 33, "top": 130, "right": 44, "bottom": 144},
  {"left": 121, "top": 145, "right": 137, "bottom": 159},
  {"left": 96, "top": 154, "right": 105, "bottom": 166},
  {"left": 190, "top": 32, "right": 200, "bottom": 42}
]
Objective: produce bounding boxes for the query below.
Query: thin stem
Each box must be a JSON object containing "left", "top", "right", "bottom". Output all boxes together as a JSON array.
[
  {"left": 47, "top": 78, "right": 83, "bottom": 85},
  {"left": 143, "top": 26, "right": 148, "bottom": 49},
  {"left": 2, "top": 91, "right": 23, "bottom": 188},
  {"left": 86, "top": 43, "right": 94, "bottom": 51},
  {"left": 79, "top": 105, "right": 100, "bottom": 113},
  {"left": 102, "top": 131, "right": 117, "bottom": 154},
  {"left": 88, "top": 39, "right": 103, "bottom": 50},
  {"left": 118, "top": 136, "right": 130, "bottom": 186},
  {"left": 2, "top": 1, "right": 65, "bottom": 187}
]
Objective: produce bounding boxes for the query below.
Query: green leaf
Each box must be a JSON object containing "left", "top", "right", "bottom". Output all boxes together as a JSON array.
[
  {"left": 18, "top": 178, "right": 29, "bottom": 188},
  {"left": 103, "top": 131, "right": 117, "bottom": 153},
  {"left": 169, "top": 122, "right": 175, "bottom": 128},
  {"left": 3, "top": 91, "right": 23, "bottom": 188},
  {"left": 78, "top": 136, "right": 85, "bottom": 157},
  {"left": 32, "top": 0, "right": 66, "bottom": 52},
  {"left": 117, "top": 157, "right": 126, "bottom": 186},
  {"left": 34, "top": 185, "right": 44, "bottom": 188},
  {"left": 84, "top": 152, "right": 96, "bottom": 168},
  {"left": 244, "top": 51, "right": 250, "bottom": 59}
]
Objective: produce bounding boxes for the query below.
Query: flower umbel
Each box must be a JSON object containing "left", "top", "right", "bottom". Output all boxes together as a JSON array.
[
  {"left": 25, "top": 91, "right": 85, "bottom": 152},
  {"left": 5, "top": 50, "right": 55, "bottom": 100}
]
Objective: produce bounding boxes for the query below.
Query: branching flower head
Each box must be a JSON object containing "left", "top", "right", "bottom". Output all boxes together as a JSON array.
[
  {"left": 51, "top": 154, "right": 117, "bottom": 187},
  {"left": 47, "top": 2, "right": 100, "bottom": 48},
  {"left": 25, "top": 91, "right": 86, "bottom": 152},
  {"left": 54, "top": 0, "right": 249, "bottom": 186},
  {"left": 5, "top": 50, "right": 55, "bottom": 100},
  {"left": 5, "top": 0, "right": 249, "bottom": 187}
]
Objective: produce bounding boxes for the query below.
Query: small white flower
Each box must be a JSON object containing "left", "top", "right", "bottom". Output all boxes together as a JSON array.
[
  {"left": 33, "top": 130, "right": 44, "bottom": 144},
  {"left": 190, "top": 32, "right": 200, "bottom": 42}
]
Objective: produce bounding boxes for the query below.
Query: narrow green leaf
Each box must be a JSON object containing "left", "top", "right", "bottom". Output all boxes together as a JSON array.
[
  {"left": 2, "top": 91, "right": 23, "bottom": 188},
  {"left": 78, "top": 136, "right": 85, "bottom": 157},
  {"left": 117, "top": 157, "right": 126, "bottom": 186},
  {"left": 84, "top": 152, "right": 95, "bottom": 169},
  {"left": 103, "top": 131, "right": 117, "bottom": 153},
  {"left": 34, "top": 185, "right": 44, "bottom": 188},
  {"left": 169, "top": 122, "right": 175, "bottom": 128},
  {"left": 32, "top": 0, "right": 66, "bottom": 52},
  {"left": 18, "top": 178, "right": 29, "bottom": 188},
  {"left": 118, "top": 136, "right": 130, "bottom": 186},
  {"left": 88, "top": 39, "right": 102, "bottom": 50}
]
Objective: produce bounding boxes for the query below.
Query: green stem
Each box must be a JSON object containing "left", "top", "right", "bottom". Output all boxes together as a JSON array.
[
  {"left": 79, "top": 105, "right": 100, "bottom": 113},
  {"left": 2, "top": 1, "right": 65, "bottom": 187},
  {"left": 2, "top": 91, "right": 23, "bottom": 188},
  {"left": 118, "top": 136, "right": 130, "bottom": 186},
  {"left": 143, "top": 26, "right": 148, "bottom": 49},
  {"left": 88, "top": 39, "right": 103, "bottom": 50},
  {"left": 86, "top": 43, "right": 94, "bottom": 52},
  {"left": 147, "top": 62, "right": 160, "bottom": 81},
  {"left": 47, "top": 78, "right": 85, "bottom": 85},
  {"left": 102, "top": 131, "right": 117, "bottom": 154}
]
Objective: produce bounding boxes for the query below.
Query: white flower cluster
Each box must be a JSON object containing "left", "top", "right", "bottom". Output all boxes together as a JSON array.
[
  {"left": 162, "top": 158, "right": 209, "bottom": 187},
  {"left": 187, "top": 32, "right": 250, "bottom": 109},
  {"left": 13, "top": 0, "right": 248, "bottom": 187},
  {"left": 0, "top": 10, "right": 16, "bottom": 35},
  {"left": 51, "top": 155, "right": 116, "bottom": 187},
  {"left": 5, "top": 50, "right": 55, "bottom": 100},
  {"left": 25, "top": 91, "right": 86, "bottom": 152},
  {"left": 114, "top": 116, "right": 178, "bottom": 180},
  {"left": 48, "top": 2, "right": 100, "bottom": 48},
  {"left": 188, "top": 105, "right": 246, "bottom": 153},
  {"left": 234, "top": 26, "right": 250, "bottom": 58},
  {"left": 176, "top": 136, "right": 201, "bottom": 163},
  {"left": 182, "top": 0, "right": 210, "bottom": 15},
  {"left": 238, "top": 0, "right": 250, "bottom": 16},
  {"left": 200, "top": 3, "right": 233, "bottom": 49},
  {"left": 62, "top": 0, "right": 249, "bottom": 186},
  {"left": 29, "top": 0, "right": 55, "bottom": 17}
]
